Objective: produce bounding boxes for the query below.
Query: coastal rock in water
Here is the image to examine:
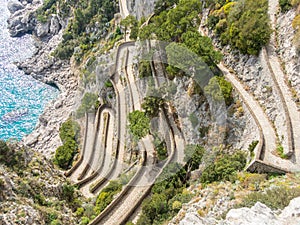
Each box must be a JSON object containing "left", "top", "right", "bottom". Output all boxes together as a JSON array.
[
  {"left": 7, "top": 10, "right": 36, "bottom": 37},
  {"left": 7, "top": 0, "right": 24, "bottom": 13},
  {"left": 35, "top": 15, "right": 61, "bottom": 37}
]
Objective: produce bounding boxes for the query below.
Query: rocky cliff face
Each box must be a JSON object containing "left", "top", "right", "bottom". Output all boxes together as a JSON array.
[
  {"left": 175, "top": 197, "right": 300, "bottom": 225},
  {"left": 0, "top": 145, "right": 82, "bottom": 225},
  {"left": 127, "top": 0, "right": 157, "bottom": 20},
  {"left": 170, "top": 173, "right": 300, "bottom": 225}
]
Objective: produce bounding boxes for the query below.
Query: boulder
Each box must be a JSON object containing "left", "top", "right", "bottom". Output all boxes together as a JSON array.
[
  {"left": 7, "top": 10, "right": 36, "bottom": 37},
  {"left": 7, "top": 0, "right": 24, "bottom": 13},
  {"left": 225, "top": 202, "right": 280, "bottom": 225}
]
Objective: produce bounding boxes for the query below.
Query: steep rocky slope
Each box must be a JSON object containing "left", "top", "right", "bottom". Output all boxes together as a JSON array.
[
  {"left": 170, "top": 173, "right": 300, "bottom": 225},
  {"left": 0, "top": 142, "right": 84, "bottom": 224},
  {"left": 2, "top": 0, "right": 300, "bottom": 224}
]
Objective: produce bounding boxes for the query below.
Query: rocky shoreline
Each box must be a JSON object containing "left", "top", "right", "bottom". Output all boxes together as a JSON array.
[{"left": 7, "top": 0, "right": 79, "bottom": 157}]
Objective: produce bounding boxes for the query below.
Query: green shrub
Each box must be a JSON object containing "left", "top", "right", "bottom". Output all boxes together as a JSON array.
[
  {"left": 94, "top": 181, "right": 122, "bottom": 214},
  {"left": 199, "top": 126, "right": 209, "bottom": 138},
  {"left": 61, "top": 184, "right": 75, "bottom": 203},
  {"left": 59, "top": 119, "right": 80, "bottom": 143},
  {"left": 50, "top": 220, "right": 61, "bottom": 225},
  {"left": 0, "top": 141, "right": 25, "bottom": 168},
  {"left": 139, "top": 60, "right": 152, "bottom": 78},
  {"left": 276, "top": 144, "right": 288, "bottom": 159},
  {"left": 204, "top": 76, "right": 233, "bottom": 106},
  {"left": 142, "top": 96, "right": 164, "bottom": 118},
  {"left": 279, "top": 0, "right": 292, "bottom": 12},
  {"left": 104, "top": 80, "right": 113, "bottom": 88},
  {"left": 54, "top": 119, "right": 80, "bottom": 170},
  {"left": 137, "top": 162, "right": 193, "bottom": 224},
  {"left": 248, "top": 140, "right": 259, "bottom": 158},
  {"left": 153, "top": 135, "right": 168, "bottom": 160},
  {"left": 34, "top": 194, "right": 48, "bottom": 206},
  {"left": 200, "top": 150, "right": 247, "bottom": 184},
  {"left": 184, "top": 145, "right": 205, "bottom": 171},
  {"left": 80, "top": 217, "right": 90, "bottom": 225},
  {"left": 46, "top": 212, "right": 58, "bottom": 224},
  {"left": 128, "top": 110, "right": 150, "bottom": 139},
  {"left": 0, "top": 140, "right": 14, "bottom": 166},
  {"left": 75, "top": 207, "right": 84, "bottom": 217},
  {"left": 213, "top": 0, "right": 272, "bottom": 55}
]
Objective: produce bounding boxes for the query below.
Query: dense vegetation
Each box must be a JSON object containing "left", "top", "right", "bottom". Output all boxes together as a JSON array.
[
  {"left": 128, "top": 110, "right": 150, "bottom": 139},
  {"left": 77, "top": 172, "right": 135, "bottom": 224},
  {"left": 239, "top": 186, "right": 300, "bottom": 210},
  {"left": 208, "top": 0, "right": 272, "bottom": 55},
  {"left": 141, "top": 96, "right": 164, "bottom": 118},
  {"left": 139, "top": 0, "right": 222, "bottom": 73},
  {"left": 36, "top": 0, "right": 119, "bottom": 60},
  {"left": 54, "top": 119, "right": 80, "bottom": 170},
  {"left": 0, "top": 140, "right": 83, "bottom": 224},
  {"left": 153, "top": 134, "right": 168, "bottom": 160},
  {"left": 200, "top": 150, "right": 247, "bottom": 184},
  {"left": 134, "top": 144, "right": 247, "bottom": 224},
  {"left": 94, "top": 181, "right": 122, "bottom": 215},
  {"left": 120, "top": 15, "right": 139, "bottom": 40},
  {"left": 136, "top": 163, "right": 193, "bottom": 225}
]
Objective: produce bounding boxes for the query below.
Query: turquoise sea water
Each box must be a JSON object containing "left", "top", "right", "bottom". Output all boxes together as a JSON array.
[{"left": 0, "top": 0, "right": 59, "bottom": 140}]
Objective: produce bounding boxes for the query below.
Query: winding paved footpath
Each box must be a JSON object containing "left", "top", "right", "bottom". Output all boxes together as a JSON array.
[
  {"left": 91, "top": 40, "right": 183, "bottom": 225},
  {"left": 69, "top": 112, "right": 96, "bottom": 182},
  {"left": 220, "top": 63, "right": 300, "bottom": 171},
  {"left": 96, "top": 138, "right": 157, "bottom": 225},
  {"left": 85, "top": 110, "right": 107, "bottom": 178},
  {"left": 219, "top": 64, "right": 276, "bottom": 153},
  {"left": 80, "top": 109, "right": 115, "bottom": 198},
  {"left": 89, "top": 48, "right": 129, "bottom": 194},
  {"left": 97, "top": 46, "right": 158, "bottom": 225},
  {"left": 267, "top": 0, "right": 300, "bottom": 167}
]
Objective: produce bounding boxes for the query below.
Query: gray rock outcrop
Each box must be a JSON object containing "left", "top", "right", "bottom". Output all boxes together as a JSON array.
[
  {"left": 127, "top": 0, "right": 157, "bottom": 20},
  {"left": 7, "top": 9, "right": 36, "bottom": 36},
  {"left": 7, "top": 0, "right": 24, "bottom": 13},
  {"left": 176, "top": 197, "right": 300, "bottom": 225}
]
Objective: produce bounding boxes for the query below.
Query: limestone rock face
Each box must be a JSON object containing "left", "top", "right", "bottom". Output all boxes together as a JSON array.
[
  {"left": 36, "top": 20, "right": 50, "bottom": 37},
  {"left": 49, "top": 15, "right": 61, "bottom": 35},
  {"left": 175, "top": 197, "right": 300, "bottom": 225},
  {"left": 225, "top": 202, "right": 280, "bottom": 225},
  {"left": 279, "top": 197, "right": 300, "bottom": 225},
  {"left": 127, "top": 0, "right": 157, "bottom": 20}
]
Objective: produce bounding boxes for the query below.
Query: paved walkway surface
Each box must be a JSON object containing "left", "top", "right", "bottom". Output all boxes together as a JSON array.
[
  {"left": 80, "top": 109, "right": 115, "bottom": 198},
  {"left": 220, "top": 63, "right": 300, "bottom": 171},
  {"left": 70, "top": 112, "right": 96, "bottom": 182},
  {"left": 267, "top": 0, "right": 300, "bottom": 168}
]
